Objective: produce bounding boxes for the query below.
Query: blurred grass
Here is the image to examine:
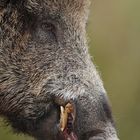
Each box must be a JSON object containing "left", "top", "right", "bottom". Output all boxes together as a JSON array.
[
  {"left": 88, "top": 0, "right": 140, "bottom": 139},
  {"left": 0, "top": 119, "right": 32, "bottom": 140},
  {"left": 0, "top": 0, "right": 140, "bottom": 139}
]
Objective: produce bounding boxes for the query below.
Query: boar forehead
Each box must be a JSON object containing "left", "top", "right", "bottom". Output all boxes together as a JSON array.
[{"left": 25, "top": 0, "right": 90, "bottom": 15}]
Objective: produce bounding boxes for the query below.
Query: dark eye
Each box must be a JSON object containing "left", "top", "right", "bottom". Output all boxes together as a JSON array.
[
  {"left": 34, "top": 21, "right": 58, "bottom": 43},
  {"left": 41, "top": 22, "right": 57, "bottom": 39},
  {"left": 41, "top": 23, "right": 55, "bottom": 32}
]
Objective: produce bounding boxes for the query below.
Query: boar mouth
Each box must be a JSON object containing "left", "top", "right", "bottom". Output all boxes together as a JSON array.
[{"left": 24, "top": 102, "right": 78, "bottom": 140}]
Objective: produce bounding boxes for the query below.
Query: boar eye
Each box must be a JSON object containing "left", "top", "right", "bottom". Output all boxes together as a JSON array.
[
  {"left": 41, "top": 23, "right": 55, "bottom": 31},
  {"left": 39, "top": 22, "right": 57, "bottom": 43}
]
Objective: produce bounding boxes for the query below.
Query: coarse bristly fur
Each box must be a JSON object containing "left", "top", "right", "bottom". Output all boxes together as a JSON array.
[{"left": 0, "top": 0, "right": 119, "bottom": 140}]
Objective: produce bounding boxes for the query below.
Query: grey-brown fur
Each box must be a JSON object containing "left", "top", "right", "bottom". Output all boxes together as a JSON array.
[{"left": 0, "top": 0, "right": 119, "bottom": 140}]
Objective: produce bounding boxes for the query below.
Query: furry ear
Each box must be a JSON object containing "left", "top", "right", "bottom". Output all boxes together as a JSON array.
[{"left": 0, "top": 0, "right": 9, "bottom": 7}]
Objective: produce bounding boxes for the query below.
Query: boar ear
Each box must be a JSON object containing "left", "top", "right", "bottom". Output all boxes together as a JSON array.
[{"left": 0, "top": 0, "right": 9, "bottom": 7}]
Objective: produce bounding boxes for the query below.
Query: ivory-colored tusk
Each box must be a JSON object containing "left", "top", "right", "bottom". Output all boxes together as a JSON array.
[
  {"left": 60, "top": 105, "right": 68, "bottom": 131},
  {"left": 60, "top": 103, "right": 75, "bottom": 132}
]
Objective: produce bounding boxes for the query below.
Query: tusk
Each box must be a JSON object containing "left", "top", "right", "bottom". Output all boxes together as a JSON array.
[
  {"left": 60, "top": 103, "right": 75, "bottom": 132},
  {"left": 60, "top": 105, "right": 68, "bottom": 131}
]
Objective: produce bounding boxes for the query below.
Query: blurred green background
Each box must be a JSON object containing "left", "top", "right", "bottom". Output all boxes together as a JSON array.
[{"left": 0, "top": 0, "right": 140, "bottom": 139}]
